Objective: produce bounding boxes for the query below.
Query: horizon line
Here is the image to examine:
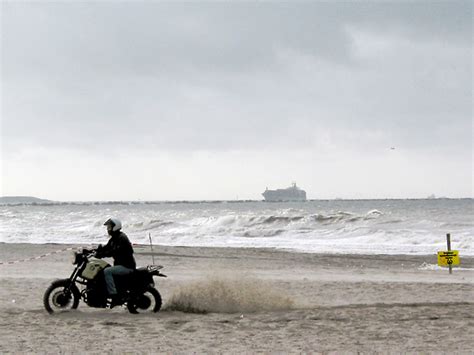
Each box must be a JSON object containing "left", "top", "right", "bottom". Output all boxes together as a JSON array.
[{"left": 0, "top": 196, "right": 473, "bottom": 206}]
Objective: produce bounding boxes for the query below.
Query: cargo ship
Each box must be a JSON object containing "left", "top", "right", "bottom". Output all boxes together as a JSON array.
[{"left": 262, "top": 183, "right": 307, "bottom": 202}]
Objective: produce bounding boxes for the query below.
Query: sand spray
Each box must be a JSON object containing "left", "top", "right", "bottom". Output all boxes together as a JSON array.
[{"left": 164, "top": 272, "right": 294, "bottom": 314}]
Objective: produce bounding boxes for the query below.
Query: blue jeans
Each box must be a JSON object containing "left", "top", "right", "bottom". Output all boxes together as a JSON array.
[{"left": 103, "top": 265, "right": 134, "bottom": 296}]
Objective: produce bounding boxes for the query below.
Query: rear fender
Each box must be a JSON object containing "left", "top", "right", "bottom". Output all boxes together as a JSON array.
[
  {"left": 146, "top": 265, "right": 167, "bottom": 277},
  {"left": 138, "top": 265, "right": 167, "bottom": 277}
]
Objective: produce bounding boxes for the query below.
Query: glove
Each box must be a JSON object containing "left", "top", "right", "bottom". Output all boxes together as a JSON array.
[{"left": 94, "top": 244, "right": 104, "bottom": 258}]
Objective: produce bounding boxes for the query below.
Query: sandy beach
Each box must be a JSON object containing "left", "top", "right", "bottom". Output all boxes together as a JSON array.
[{"left": 0, "top": 243, "right": 473, "bottom": 353}]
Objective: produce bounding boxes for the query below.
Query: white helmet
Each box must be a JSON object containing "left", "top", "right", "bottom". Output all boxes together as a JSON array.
[{"left": 104, "top": 217, "right": 122, "bottom": 232}]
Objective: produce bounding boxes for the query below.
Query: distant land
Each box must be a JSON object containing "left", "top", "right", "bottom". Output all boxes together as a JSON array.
[
  {"left": 0, "top": 196, "right": 469, "bottom": 206},
  {"left": 0, "top": 196, "right": 54, "bottom": 205}
]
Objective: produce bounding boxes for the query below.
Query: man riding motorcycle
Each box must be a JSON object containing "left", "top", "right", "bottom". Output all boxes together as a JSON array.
[
  {"left": 96, "top": 218, "right": 136, "bottom": 307},
  {"left": 43, "top": 217, "right": 166, "bottom": 314}
]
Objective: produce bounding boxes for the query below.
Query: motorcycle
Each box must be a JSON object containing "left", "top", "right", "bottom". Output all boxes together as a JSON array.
[{"left": 43, "top": 248, "right": 167, "bottom": 314}]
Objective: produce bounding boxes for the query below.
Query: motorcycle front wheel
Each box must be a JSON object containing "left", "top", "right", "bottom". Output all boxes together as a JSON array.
[
  {"left": 43, "top": 279, "right": 80, "bottom": 314},
  {"left": 127, "top": 287, "right": 162, "bottom": 314}
]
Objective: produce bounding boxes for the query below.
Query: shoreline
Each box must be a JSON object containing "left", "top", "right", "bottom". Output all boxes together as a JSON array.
[{"left": 3, "top": 241, "right": 474, "bottom": 258}]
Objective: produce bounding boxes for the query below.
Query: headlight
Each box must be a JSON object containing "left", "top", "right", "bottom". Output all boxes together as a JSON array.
[{"left": 71, "top": 252, "right": 79, "bottom": 265}]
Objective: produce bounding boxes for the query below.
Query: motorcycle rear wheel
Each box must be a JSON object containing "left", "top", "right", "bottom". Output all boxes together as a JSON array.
[
  {"left": 127, "top": 287, "right": 162, "bottom": 314},
  {"left": 43, "top": 279, "right": 80, "bottom": 314}
]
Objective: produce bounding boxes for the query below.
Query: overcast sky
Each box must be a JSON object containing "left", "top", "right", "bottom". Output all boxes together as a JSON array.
[{"left": 1, "top": 1, "right": 472, "bottom": 201}]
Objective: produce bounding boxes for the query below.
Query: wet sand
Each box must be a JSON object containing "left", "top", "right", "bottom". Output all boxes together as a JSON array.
[{"left": 0, "top": 243, "right": 473, "bottom": 353}]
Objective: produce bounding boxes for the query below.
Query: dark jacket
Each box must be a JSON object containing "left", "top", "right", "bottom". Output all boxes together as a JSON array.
[{"left": 96, "top": 231, "right": 136, "bottom": 269}]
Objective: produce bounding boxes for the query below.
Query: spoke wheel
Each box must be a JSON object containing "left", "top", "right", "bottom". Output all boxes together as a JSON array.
[
  {"left": 127, "top": 287, "right": 162, "bottom": 314},
  {"left": 43, "top": 279, "right": 80, "bottom": 314}
]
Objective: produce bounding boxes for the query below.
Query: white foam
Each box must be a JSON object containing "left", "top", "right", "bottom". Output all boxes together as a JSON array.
[{"left": 418, "top": 262, "right": 474, "bottom": 271}]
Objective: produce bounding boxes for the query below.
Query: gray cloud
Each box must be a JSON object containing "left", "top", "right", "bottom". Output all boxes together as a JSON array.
[{"left": 1, "top": 1, "right": 472, "bottom": 155}]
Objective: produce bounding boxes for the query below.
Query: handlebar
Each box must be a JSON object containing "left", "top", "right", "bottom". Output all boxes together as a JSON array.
[{"left": 81, "top": 248, "right": 99, "bottom": 258}]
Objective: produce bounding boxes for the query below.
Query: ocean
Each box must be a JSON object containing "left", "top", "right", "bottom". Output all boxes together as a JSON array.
[{"left": 0, "top": 199, "right": 472, "bottom": 255}]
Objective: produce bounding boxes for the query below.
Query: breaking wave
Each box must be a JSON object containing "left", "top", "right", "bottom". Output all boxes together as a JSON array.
[
  {"left": 1, "top": 200, "right": 472, "bottom": 255},
  {"left": 129, "top": 219, "right": 175, "bottom": 231}
]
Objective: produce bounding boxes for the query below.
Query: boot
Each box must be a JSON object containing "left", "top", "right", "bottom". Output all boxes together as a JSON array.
[{"left": 109, "top": 294, "right": 123, "bottom": 309}]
